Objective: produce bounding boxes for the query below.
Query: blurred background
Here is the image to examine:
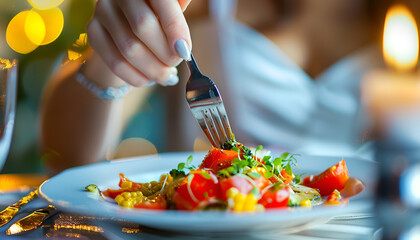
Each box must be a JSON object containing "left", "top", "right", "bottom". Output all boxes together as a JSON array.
[
  {"left": 0, "top": 0, "right": 419, "bottom": 174},
  {"left": 0, "top": 0, "right": 95, "bottom": 173}
]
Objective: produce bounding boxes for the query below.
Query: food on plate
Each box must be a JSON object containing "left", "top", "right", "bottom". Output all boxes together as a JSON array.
[{"left": 86, "top": 141, "right": 364, "bottom": 212}]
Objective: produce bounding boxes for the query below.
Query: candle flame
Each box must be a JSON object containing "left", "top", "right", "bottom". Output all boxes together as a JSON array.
[{"left": 383, "top": 4, "right": 419, "bottom": 72}]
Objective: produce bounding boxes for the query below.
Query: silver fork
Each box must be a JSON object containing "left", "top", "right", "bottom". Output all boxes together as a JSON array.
[{"left": 185, "top": 54, "right": 233, "bottom": 148}]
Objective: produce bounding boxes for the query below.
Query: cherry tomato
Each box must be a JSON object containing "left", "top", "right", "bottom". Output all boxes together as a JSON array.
[
  {"left": 199, "top": 147, "right": 239, "bottom": 172},
  {"left": 134, "top": 195, "right": 167, "bottom": 210},
  {"left": 172, "top": 170, "right": 222, "bottom": 210},
  {"left": 258, "top": 184, "right": 290, "bottom": 209},
  {"left": 103, "top": 173, "right": 143, "bottom": 198},
  {"left": 302, "top": 159, "right": 349, "bottom": 196}
]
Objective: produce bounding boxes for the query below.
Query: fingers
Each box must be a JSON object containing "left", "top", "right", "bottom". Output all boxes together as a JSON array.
[
  {"left": 86, "top": 18, "right": 152, "bottom": 87},
  {"left": 150, "top": 0, "right": 192, "bottom": 59},
  {"left": 87, "top": 0, "right": 191, "bottom": 87},
  {"left": 90, "top": 0, "right": 178, "bottom": 86},
  {"left": 117, "top": 0, "right": 181, "bottom": 67}
]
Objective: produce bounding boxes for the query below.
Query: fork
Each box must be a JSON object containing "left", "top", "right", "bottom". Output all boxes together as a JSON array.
[{"left": 185, "top": 53, "right": 234, "bottom": 148}]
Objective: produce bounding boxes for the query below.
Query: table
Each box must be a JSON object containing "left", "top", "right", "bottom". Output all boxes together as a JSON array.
[{"left": 0, "top": 174, "right": 378, "bottom": 240}]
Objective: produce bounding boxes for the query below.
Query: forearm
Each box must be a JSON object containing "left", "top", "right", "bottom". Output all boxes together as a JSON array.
[{"left": 40, "top": 52, "right": 149, "bottom": 174}]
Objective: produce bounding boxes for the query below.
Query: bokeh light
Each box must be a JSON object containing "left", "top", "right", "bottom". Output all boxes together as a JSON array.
[
  {"left": 113, "top": 138, "right": 158, "bottom": 159},
  {"left": 24, "top": 10, "right": 46, "bottom": 45},
  {"left": 34, "top": 8, "right": 64, "bottom": 45},
  {"left": 27, "top": 0, "right": 64, "bottom": 10},
  {"left": 383, "top": 4, "right": 419, "bottom": 71},
  {"left": 6, "top": 10, "right": 45, "bottom": 54}
]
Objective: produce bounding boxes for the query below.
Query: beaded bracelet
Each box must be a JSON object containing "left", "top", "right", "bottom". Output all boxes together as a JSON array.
[{"left": 75, "top": 65, "right": 131, "bottom": 100}]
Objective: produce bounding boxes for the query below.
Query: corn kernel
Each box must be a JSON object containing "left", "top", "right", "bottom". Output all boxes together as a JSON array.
[
  {"left": 226, "top": 188, "right": 239, "bottom": 198},
  {"left": 243, "top": 194, "right": 257, "bottom": 211},
  {"left": 233, "top": 194, "right": 245, "bottom": 212},
  {"left": 300, "top": 199, "right": 311, "bottom": 207},
  {"left": 249, "top": 167, "right": 266, "bottom": 176},
  {"left": 121, "top": 181, "right": 133, "bottom": 189},
  {"left": 115, "top": 195, "right": 124, "bottom": 204},
  {"left": 122, "top": 192, "right": 132, "bottom": 199},
  {"left": 121, "top": 200, "right": 134, "bottom": 208}
]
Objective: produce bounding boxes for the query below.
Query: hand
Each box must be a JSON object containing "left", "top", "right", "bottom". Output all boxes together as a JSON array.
[{"left": 86, "top": 0, "right": 192, "bottom": 87}]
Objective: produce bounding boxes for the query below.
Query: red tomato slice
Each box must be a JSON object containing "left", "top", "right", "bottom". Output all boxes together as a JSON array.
[
  {"left": 172, "top": 170, "right": 222, "bottom": 210},
  {"left": 258, "top": 184, "right": 290, "bottom": 209},
  {"left": 102, "top": 189, "right": 128, "bottom": 199},
  {"left": 102, "top": 173, "right": 143, "bottom": 198},
  {"left": 302, "top": 159, "right": 349, "bottom": 196},
  {"left": 118, "top": 173, "right": 143, "bottom": 189},
  {"left": 199, "top": 147, "right": 239, "bottom": 172},
  {"left": 134, "top": 195, "right": 167, "bottom": 210}
]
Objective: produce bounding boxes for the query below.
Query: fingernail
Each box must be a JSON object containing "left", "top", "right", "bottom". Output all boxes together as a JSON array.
[
  {"left": 146, "top": 81, "right": 156, "bottom": 87},
  {"left": 174, "top": 39, "right": 191, "bottom": 61},
  {"left": 165, "top": 74, "right": 179, "bottom": 86}
]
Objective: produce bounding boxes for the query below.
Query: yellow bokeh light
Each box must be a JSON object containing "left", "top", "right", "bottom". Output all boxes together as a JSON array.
[
  {"left": 383, "top": 4, "right": 419, "bottom": 71},
  {"left": 25, "top": 10, "right": 46, "bottom": 45},
  {"left": 6, "top": 10, "right": 45, "bottom": 54},
  {"left": 27, "top": 0, "right": 64, "bottom": 10},
  {"left": 34, "top": 8, "right": 64, "bottom": 45}
]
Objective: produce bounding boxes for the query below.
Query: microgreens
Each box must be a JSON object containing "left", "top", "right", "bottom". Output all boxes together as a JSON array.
[
  {"left": 175, "top": 155, "right": 196, "bottom": 173},
  {"left": 333, "top": 189, "right": 342, "bottom": 199}
]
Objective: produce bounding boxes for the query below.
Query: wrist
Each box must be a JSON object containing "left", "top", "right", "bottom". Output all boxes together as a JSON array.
[
  {"left": 81, "top": 51, "right": 127, "bottom": 88},
  {"left": 76, "top": 51, "right": 131, "bottom": 100}
]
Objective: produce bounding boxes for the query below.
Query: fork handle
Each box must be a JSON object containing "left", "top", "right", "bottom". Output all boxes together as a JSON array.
[{"left": 186, "top": 53, "right": 202, "bottom": 76}]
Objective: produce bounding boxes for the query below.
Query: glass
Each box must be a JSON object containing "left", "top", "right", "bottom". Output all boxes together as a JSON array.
[{"left": 0, "top": 59, "right": 18, "bottom": 171}]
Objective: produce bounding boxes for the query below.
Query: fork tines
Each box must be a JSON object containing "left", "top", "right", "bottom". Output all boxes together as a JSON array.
[
  {"left": 186, "top": 54, "right": 233, "bottom": 148},
  {"left": 191, "top": 103, "right": 232, "bottom": 148}
]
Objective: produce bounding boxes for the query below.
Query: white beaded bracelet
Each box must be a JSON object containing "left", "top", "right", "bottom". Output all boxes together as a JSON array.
[{"left": 75, "top": 66, "right": 131, "bottom": 100}]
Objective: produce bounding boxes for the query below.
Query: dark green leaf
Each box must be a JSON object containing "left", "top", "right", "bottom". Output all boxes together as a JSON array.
[{"left": 169, "top": 169, "right": 187, "bottom": 179}]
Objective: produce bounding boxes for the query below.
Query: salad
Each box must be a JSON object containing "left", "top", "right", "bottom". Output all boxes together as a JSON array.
[{"left": 86, "top": 141, "right": 364, "bottom": 212}]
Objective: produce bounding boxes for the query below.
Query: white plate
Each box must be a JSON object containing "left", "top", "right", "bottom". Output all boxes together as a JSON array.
[{"left": 39, "top": 151, "right": 376, "bottom": 233}]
